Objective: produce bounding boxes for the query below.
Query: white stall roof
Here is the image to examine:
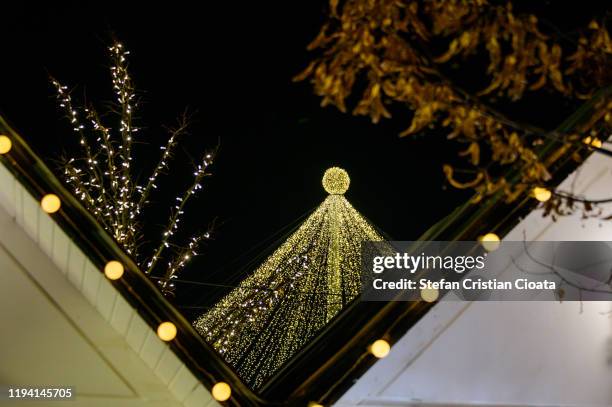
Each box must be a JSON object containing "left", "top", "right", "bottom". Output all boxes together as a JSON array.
[
  {"left": 336, "top": 149, "right": 612, "bottom": 406},
  {"left": 0, "top": 161, "right": 220, "bottom": 407}
]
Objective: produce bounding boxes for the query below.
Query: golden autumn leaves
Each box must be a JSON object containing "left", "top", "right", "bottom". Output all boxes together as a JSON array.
[{"left": 296, "top": 0, "right": 612, "bottom": 203}]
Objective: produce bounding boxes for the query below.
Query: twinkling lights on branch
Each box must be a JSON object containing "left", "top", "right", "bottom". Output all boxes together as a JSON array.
[
  {"left": 157, "top": 228, "right": 214, "bottom": 297},
  {"left": 109, "top": 42, "right": 137, "bottom": 246},
  {"left": 52, "top": 42, "right": 215, "bottom": 296},
  {"left": 194, "top": 168, "right": 387, "bottom": 389},
  {"left": 145, "top": 153, "right": 214, "bottom": 275},
  {"left": 135, "top": 114, "right": 190, "bottom": 214}
]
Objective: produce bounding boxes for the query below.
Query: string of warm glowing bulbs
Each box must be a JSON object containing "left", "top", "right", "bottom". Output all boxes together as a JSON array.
[
  {"left": 102, "top": 254, "right": 232, "bottom": 401},
  {"left": 103, "top": 252, "right": 233, "bottom": 401},
  {"left": 0, "top": 131, "right": 237, "bottom": 403},
  {"left": 19, "top": 181, "right": 233, "bottom": 403},
  {"left": 105, "top": 256, "right": 232, "bottom": 402}
]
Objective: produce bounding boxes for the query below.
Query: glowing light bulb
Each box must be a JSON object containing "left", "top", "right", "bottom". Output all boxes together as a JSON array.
[
  {"left": 211, "top": 382, "right": 231, "bottom": 401},
  {"left": 0, "top": 135, "right": 12, "bottom": 154},
  {"left": 583, "top": 136, "right": 602, "bottom": 148},
  {"left": 308, "top": 402, "right": 324, "bottom": 407},
  {"left": 370, "top": 339, "right": 391, "bottom": 358},
  {"left": 157, "top": 321, "right": 177, "bottom": 341},
  {"left": 104, "top": 261, "right": 124, "bottom": 280},
  {"left": 421, "top": 287, "right": 439, "bottom": 302},
  {"left": 322, "top": 167, "right": 350, "bottom": 194},
  {"left": 41, "top": 194, "right": 61, "bottom": 213},
  {"left": 532, "top": 186, "right": 551, "bottom": 202},
  {"left": 480, "top": 233, "right": 500, "bottom": 252}
]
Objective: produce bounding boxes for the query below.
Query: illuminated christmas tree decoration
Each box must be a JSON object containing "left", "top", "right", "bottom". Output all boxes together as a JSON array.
[
  {"left": 0, "top": 135, "right": 11, "bottom": 154},
  {"left": 322, "top": 166, "right": 350, "bottom": 194},
  {"left": 370, "top": 339, "right": 390, "bottom": 358},
  {"left": 194, "top": 168, "right": 387, "bottom": 389},
  {"left": 420, "top": 287, "right": 439, "bottom": 303},
  {"left": 104, "top": 260, "right": 124, "bottom": 280},
  {"left": 532, "top": 187, "right": 552, "bottom": 202},
  {"left": 480, "top": 233, "right": 500, "bottom": 252},
  {"left": 157, "top": 321, "right": 177, "bottom": 341},
  {"left": 41, "top": 194, "right": 61, "bottom": 214},
  {"left": 211, "top": 382, "right": 231, "bottom": 401}
]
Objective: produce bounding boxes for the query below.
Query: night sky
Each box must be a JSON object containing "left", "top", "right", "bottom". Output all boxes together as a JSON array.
[{"left": 1, "top": 1, "right": 605, "bottom": 314}]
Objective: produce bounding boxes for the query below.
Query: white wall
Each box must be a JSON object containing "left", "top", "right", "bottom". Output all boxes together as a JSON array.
[{"left": 337, "top": 150, "right": 612, "bottom": 406}]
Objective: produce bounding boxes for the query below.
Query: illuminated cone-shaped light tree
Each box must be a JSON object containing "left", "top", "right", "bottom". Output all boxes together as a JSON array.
[{"left": 194, "top": 167, "right": 385, "bottom": 389}]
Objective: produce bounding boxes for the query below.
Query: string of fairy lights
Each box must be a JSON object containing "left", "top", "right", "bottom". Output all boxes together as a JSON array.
[
  {"left": 145, "top": 154, "right": 214, "bottom": 273},
  {"left": 50, "top": 42, "right": 215, "bottom": 296},
  {"left": 135, "top": 126, "right": 181, "bottom": 213}
]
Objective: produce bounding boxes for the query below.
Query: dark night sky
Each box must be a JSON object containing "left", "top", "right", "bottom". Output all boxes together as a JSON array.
[{"left": 1, "top": 1, "right": 605, "bottom": 314}]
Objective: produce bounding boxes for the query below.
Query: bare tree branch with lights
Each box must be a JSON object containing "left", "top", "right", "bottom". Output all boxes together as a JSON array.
[{"left": 51, "top": 41, "right": 216, "bottom": 297}]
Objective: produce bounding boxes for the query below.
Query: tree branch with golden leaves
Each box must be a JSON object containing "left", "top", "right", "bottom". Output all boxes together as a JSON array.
[{"left": 296, "top": 0, "right": 612, "bottom": 204}]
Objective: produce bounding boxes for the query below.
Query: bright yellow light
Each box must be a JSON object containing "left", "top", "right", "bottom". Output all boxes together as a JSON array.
[
  {"left": 480, "top": 233, "right": 500, "bottom": 252},
  {"left": 308, "top": 402, "right": 324, "bottom": 407},
  {"left": 104, "top": 260, "right": 124, "bottom": 280},
  {"left": 583, "top": 136, "right": 602, "bottom": 148},
  {"left": 157, "top": 321, "right": 177, "bottom": 341},
  {"left": 421, "top": 287, "right": 439, "bottom": 302},
  {"left": 211, "top": 382, "right": 231, "bottom": 401},
  {"left": 532, "top": 186, "right": 551, "bottom": 202},
  {"left": 41, "top": 194, "right": 61, "bottom": 213},
  {"left": 322, "top": 167, "right": 350, "bottom": 194},
  {"left": 0, "top": 135, "right": 12, "bottom": 154},
  {"left": 370, "top": 339, "right": 391, "bottom": 358}
]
